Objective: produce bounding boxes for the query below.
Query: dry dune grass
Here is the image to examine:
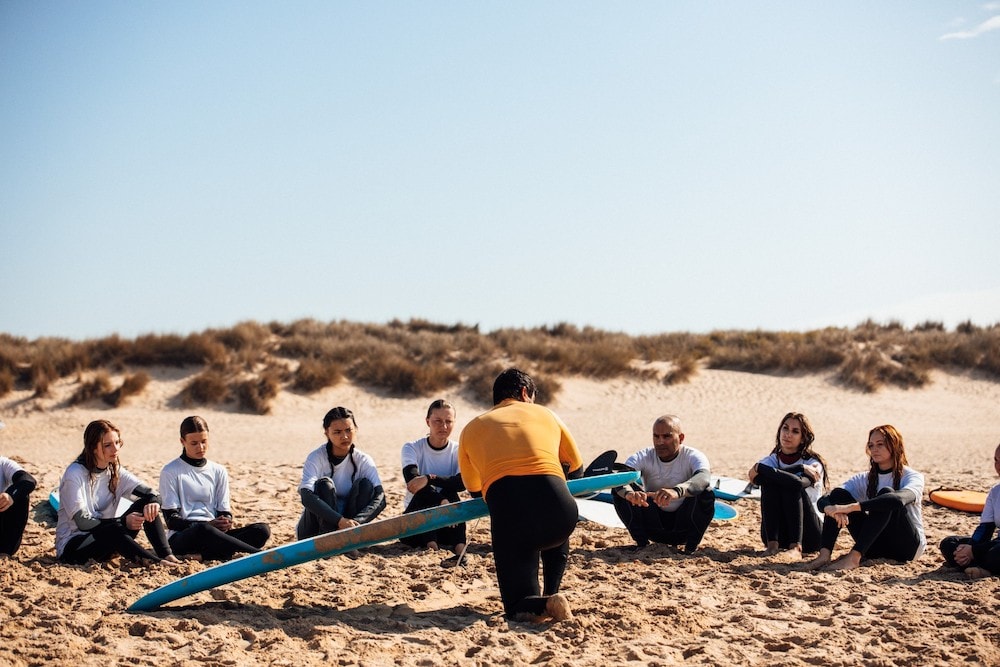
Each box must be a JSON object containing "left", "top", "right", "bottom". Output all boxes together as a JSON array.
[{"left": 1, "top": 317, "right": 999, "bottom": 415}]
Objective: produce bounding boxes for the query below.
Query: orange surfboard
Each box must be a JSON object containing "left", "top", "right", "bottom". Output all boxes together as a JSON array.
[{"left": 929, "top": 489, "right": 987, "bottom": 513}]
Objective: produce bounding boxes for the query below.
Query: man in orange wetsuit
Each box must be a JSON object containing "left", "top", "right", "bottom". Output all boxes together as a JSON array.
[{"left": 459, "top": 367, "right": 583, "bottom": 621}]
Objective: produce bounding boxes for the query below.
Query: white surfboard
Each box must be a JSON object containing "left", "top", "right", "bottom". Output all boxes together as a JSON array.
[
  {"left": 576, "top": 498, "right": 627, "bottom": 528},
  {"left": 710, "top": 476, "right": 760, "bottom": 501},
  {"left": 577, "top": 497, "right": 739, "bottom": 527}
]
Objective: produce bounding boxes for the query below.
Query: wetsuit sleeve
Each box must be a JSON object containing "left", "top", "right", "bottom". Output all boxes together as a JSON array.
[
  {"left": 131, "top": 484, "right": 161, "bottom": 504},
  {"left": 71, "top": 510, "right": 103, "bottom": 532},
  {"left": 162, "top": 508, "right": 193, "bottom": 531},
  {"left": 971, "top": 522, "right": 997, "bottom": 543},
  {"left": 432, "top": 472, "right": 466, "bottom": 493},
  {"left": 6, "top": 469, "right": 37, "bottom": 501},
  {"left": 352, "top": 485, "right": 386, "bottom": 524},
  {"left": 674, "top": 469, "right": 711, "bottom": 498},
  {"left": 859, "top": 488, "right": 917, "bottom": 512},
  {"left": 753, "top": 464, "right": 812, "bottom": 489},
  {"left": 402, "top": 464, "right": 420, "bottom": 483},
  {"left": 816, "top": 493, "right": 833, "bottom": 512},
  {"left": 299, "top": 487, "right": 344, "bottom": 526}
]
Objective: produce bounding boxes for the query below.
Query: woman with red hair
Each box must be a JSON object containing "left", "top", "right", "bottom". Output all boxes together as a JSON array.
[{"left": 804, "top": 425, "right": 925, "bottom": 571}]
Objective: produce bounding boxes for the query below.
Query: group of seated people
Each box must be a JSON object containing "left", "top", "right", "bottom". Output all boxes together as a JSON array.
[{"left": 2, "top": 406, "right": 997, "bottom": 583}]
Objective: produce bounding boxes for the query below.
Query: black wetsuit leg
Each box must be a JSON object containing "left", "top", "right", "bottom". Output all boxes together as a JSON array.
[{"left": 486, "top": 474, "right": 578, "bottom": 618}]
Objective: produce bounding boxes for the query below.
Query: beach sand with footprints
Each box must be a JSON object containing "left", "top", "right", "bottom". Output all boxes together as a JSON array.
[{"left": 2, "top": 367, "right": 999, "bottom": 665}]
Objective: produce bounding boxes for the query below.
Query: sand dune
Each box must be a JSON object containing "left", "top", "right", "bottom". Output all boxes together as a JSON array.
[{"left": 2, "top": 368, "right": 999, "bottom": 665}]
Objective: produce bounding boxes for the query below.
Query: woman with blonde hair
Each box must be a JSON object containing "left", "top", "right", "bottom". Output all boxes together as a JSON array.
[{"left": 805, "top": 425, "right": 925, "bottom": 571}]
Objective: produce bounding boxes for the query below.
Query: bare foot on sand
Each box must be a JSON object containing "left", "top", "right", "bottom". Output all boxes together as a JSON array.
[
  {"left": 826, "top": 551, "right": 862, "bottom": 571},
  {"left": 544, "top": 593, "right": 573, "bottom": 622},
  {"left": 760, "top": 542, "right": 781, "bottom": 557},
  {"left": 773, "top": 545, "right": 803, "bottom": 562},
  {"left": 965, "top": 566, "right": 992, "bottom": 580},
  {"left": 802, "top": 550, "right": 831, "bottom": 571}
]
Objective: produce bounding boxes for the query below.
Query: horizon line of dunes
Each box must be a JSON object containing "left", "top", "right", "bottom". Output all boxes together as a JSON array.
[{"left": 2, "top": 317, "right": 998, "bottom": 415}]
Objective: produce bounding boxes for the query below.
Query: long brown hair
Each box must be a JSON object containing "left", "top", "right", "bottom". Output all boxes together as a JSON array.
[
  {"left": 770, "top": 412, "right": 829, "bottom": 490},
  {"left": 80, "top": 419, "right": 121, "bottom": 494},
  {"left": 866, "top": 424, "right": 907, "bottom": 498}
]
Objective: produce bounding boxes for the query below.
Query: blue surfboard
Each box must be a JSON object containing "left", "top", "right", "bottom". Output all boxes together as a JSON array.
[{"left": 129, "top": 470, "right": 639, "bottom": 612}]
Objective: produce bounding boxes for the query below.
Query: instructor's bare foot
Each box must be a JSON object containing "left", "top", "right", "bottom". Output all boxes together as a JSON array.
[
  {"left": 802, "top": 550, "right": 831, "bottom": 571},
  {"left": 544, "top": 593, "right": 573, "bottom": 622},
  {"left": 966, "top": 566, "right": 991, "bottom": 580},
  {"left": 827, "top": 551, "right": 862, "bottom": 571}
]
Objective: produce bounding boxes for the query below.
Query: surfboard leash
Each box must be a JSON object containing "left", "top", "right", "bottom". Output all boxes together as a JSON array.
[{"left": 449, "top": 516, "right": 481, "bottom": 569}]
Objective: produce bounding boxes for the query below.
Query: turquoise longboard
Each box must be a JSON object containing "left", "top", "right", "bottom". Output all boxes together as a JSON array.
[{"left": 129, "top": 470, "right": 639, "bottom": 612}]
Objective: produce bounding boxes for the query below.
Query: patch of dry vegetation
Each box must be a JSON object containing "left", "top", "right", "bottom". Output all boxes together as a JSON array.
[
  {"left": 105, "top": 372, "right": 151, "bottom": 407},
  {"left": 2, "top": 318, "right": 998, "bottom": 413}
]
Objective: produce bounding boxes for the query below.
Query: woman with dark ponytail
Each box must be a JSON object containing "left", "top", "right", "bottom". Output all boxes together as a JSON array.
[
  {"left": 748, "top": 412, "right": 829, "bottom": 558},
  {"left": 805, "top": 424, "right": 925, "bottom": 571},
  {"left": 56, "top": 419, "right": 179, "bottom": 565},
  {"left": 296, "top": 407, "right": 386, "bottom": 539}
]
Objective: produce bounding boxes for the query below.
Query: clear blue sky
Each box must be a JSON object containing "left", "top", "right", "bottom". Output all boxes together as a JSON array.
[{"left": 3, "top": 2, "right": 998, "bottom": 340}]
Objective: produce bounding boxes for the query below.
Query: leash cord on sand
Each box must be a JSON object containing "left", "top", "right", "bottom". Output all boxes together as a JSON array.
[{"left": 452, "top": 517, "right": 481, "bottom": 569}]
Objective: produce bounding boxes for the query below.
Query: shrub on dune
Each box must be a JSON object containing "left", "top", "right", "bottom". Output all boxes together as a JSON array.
[
  {"left": 68, "top": 372, "right": 113, "bottom": 405},
  {"left": 104, "top": 372, "right": 151, "bottom": 407}
]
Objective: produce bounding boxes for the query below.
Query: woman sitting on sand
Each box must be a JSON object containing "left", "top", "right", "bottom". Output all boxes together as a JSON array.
[
  {"left": 0, "top": 454, "right": 37, "bottom": 558},
  {"left": 399, "top": 399, "right": 468, "bottom": 563},
  {"left": 939, "top": 442, "right": 1000, "bottom": 579},
  {"left": 159, "top": 416, "right": 271, "bottom": 561},
  {"left": 296, "top": 407, "right": 386, "bottom": 539},
  {"left": 748, "top": 412, "right": 828, "bottom": 558},
  {"left": 56, "top": 419, "right": 180, "bottom": 565},
  {"left": 804, "top": 424, "right": 925, "bottom": 571}
]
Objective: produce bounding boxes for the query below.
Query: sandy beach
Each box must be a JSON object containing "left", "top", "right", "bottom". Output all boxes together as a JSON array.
[{"left": 2, "top": 367, "right": 999, "bottom": 666}]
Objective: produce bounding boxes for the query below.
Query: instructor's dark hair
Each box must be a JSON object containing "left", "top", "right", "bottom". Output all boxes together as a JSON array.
[{"left": 492, "top": 368, "right": 536, "bottom": 406}]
